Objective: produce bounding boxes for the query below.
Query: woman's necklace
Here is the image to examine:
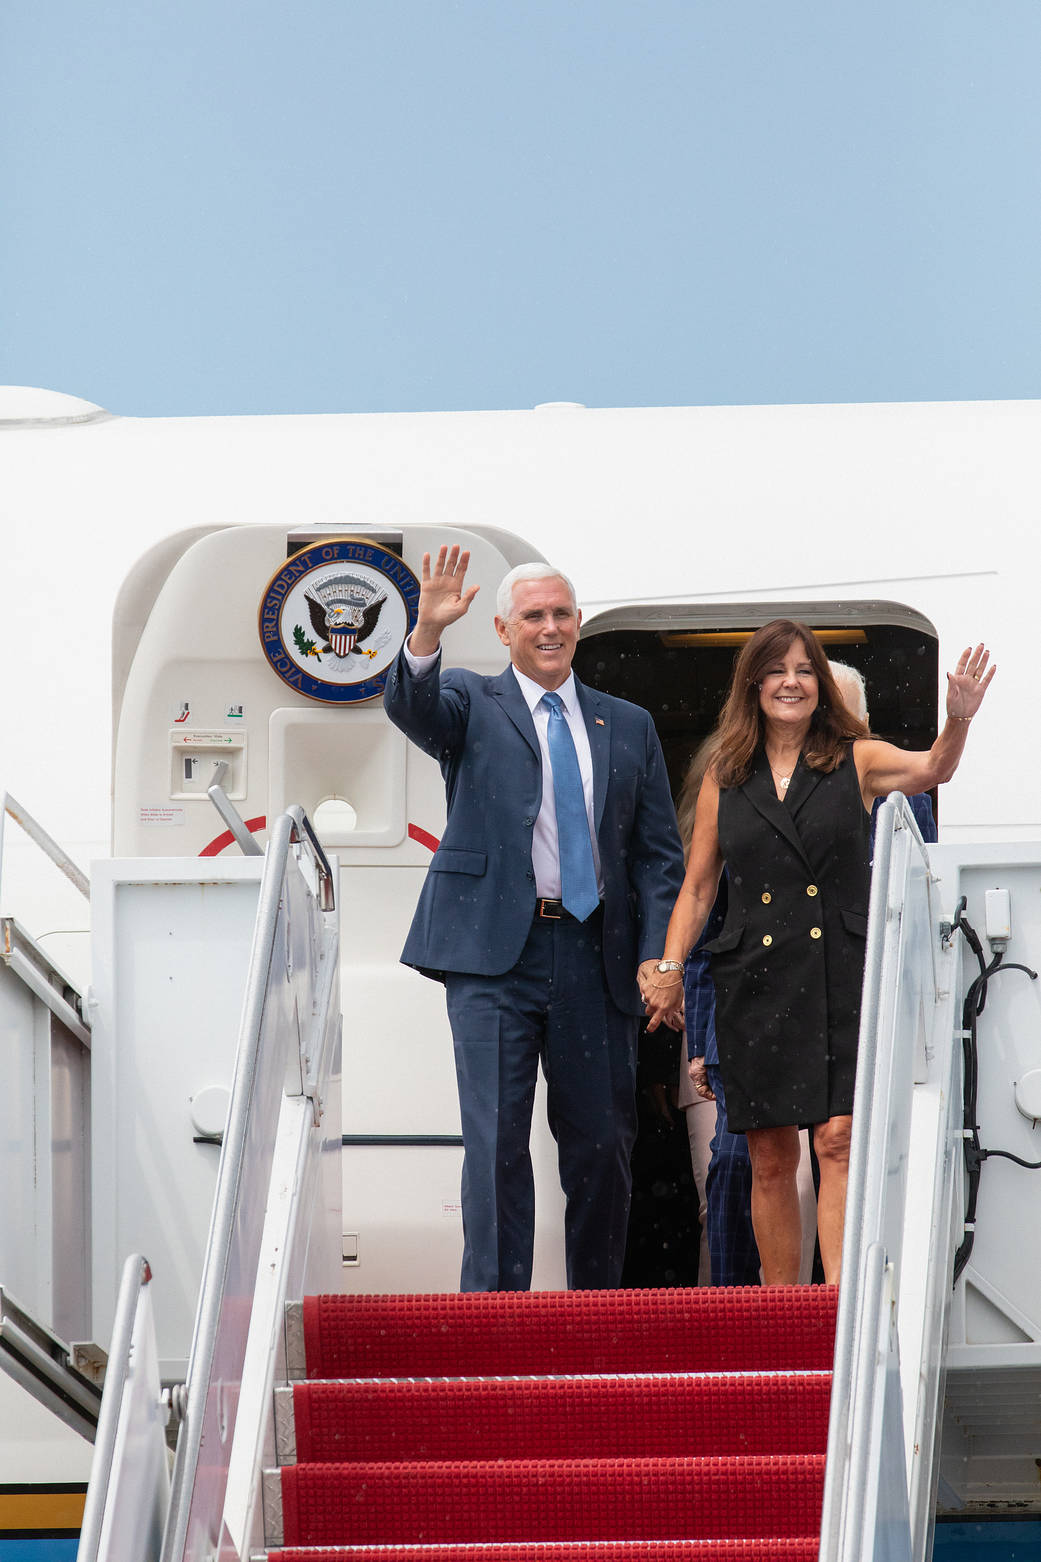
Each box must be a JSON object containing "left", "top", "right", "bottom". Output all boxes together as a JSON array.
[{"left": 768, "top": 752, "right": 799, "bottom": 792}]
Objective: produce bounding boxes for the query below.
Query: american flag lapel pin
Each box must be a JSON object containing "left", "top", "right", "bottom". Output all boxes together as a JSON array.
[{"left": 595, "top": 717, "right": 605, "bottom": 726}]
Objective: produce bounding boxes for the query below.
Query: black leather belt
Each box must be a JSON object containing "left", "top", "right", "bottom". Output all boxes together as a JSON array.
[{"left": 535, "top": 898, "right": 603, "bottom": 922}]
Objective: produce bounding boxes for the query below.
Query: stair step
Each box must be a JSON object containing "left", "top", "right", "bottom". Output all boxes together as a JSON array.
[
  {"left": 269, "top": 1542, "right": 822, "bottom": 1561},
  {"left": 286, "top": 1371, "right": 831, "bottom": 1463},
  {"left": 274, "top": 1454, "right": 826, "bottom": 1546},
  {"left": 301, "top": 1286, "right": 837, "bottom": 1380}
]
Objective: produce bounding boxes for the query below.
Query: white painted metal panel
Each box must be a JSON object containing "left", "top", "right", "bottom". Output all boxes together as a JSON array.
[
  {"left": 930, "top": 845, "right": 1041, "bottom": 1512},
  {"left": 89, "top": 860, "right": 261, "bottom": 1374},
  {"left": 0, "top": 924, "right": 91, "bottom": 1341}
]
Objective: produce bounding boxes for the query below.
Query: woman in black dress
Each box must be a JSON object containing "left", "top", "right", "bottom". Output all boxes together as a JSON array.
[{"left": 644, "top": 619, "right": 994, "bottom": 1284}]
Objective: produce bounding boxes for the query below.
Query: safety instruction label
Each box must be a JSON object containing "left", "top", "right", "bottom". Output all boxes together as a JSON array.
[
  {"left": 139, "top": 806, "right": 186, "bottom": 826},
  {"left": 170, "top": 730, "right": 241, "bottom": 746}
]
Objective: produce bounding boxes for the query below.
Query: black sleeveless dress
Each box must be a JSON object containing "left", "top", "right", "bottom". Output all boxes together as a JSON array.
[{"left": 704, "top": 745, "right": 871, "bottom": 1132}]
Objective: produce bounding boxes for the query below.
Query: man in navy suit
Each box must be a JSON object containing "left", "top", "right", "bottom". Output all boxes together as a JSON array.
[{"left": 384, "top": 545, "right": 684, "bottom": 1291}]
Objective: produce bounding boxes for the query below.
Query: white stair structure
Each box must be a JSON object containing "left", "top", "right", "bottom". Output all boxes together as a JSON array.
[{"left": 7, "top": 793, "right": 1041, "bottom": 1560}]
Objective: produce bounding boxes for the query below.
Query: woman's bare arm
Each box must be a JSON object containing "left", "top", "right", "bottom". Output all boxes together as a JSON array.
[
  {"left": 855, "top": 642, "right": 995, "bottom": 803},
  {"left": 644, "top": 772, "right": 724, "bottom": 1032}
]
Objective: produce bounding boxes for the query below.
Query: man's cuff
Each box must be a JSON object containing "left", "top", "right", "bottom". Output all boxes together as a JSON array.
[{"left": 403, "top": 639, "right": 441, "bottom": 677}]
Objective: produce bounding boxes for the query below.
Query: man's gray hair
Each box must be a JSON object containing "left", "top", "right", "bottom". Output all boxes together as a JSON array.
[
  {"left": 829, "top": 659, "right": 869, "bottom": 722},
  {"left": 496, "top": 562, "right": 578, "bottom": 621}
]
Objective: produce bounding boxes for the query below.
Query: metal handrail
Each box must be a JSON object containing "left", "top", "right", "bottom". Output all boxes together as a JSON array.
[
  {"left": 1, "top": 791, "right": 90, "bottom": 901},
  {"left": 76, "top": 1255, "right": 158, "bottom": 1562},
  {"left": 207, "top": 763, "right": 263, "bottom": 857},
  {"left": 818, "top": 798, "right": 897, "bottom": 1557},
  {"left": 819, "top": 794, "right": 961, "bottom": 1561},
  {"left": 159, "top": 815, "right": 294, "bottom": 1562},
  {"left": 842, "top": 1241, "right": 887, "bottom": 1546},
  {"left": 159, "top": 809, "right": 336, "bottom": 1562},
  {"left": 1, "top": 916, "right": 91, "bottom": 1045},
  {"left": 0, "top": 1286, "right": 102, "bottom": 1441},
  {"left": 287, "top": 804, "right": 336, "bottom": 910}
]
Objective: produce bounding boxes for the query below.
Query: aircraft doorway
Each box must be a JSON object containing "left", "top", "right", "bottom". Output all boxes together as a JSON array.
[
  {"left": 572, "top": 600, "right": 939, "bottom": 1287},
  {"left": 574, "top": 600, "right": 940, "bottom": 801}
]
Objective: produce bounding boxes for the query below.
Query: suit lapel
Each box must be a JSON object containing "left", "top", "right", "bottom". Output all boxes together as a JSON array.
[
  {"left": 576, "top": 679, "right": 610, "bottom": 831},
  {"left": 488, "top": 667, "right": 540, "bottom": 758},
  {"left": 743, "top": 750, "right": 815, "bottom": 874}
]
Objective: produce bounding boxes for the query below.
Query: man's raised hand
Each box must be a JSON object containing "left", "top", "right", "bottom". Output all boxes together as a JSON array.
[{"left": 409, "top": 545, "right": 481, "bottom": 656}]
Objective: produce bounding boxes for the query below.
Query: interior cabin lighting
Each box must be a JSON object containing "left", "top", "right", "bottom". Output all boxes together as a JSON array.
[{"left": 659, "top": 629, "right": 869, "bottom": 648}]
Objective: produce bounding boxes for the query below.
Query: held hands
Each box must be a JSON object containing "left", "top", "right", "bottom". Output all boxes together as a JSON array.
[
  {"left": 410, "top": 545, "right": 481, "bottom": 656},
  {"left": 946, "top": 644, "right": 996, "bottom": 722},
  {"left": 638, "top": 958, "right": 684, "bottom": 1032},
  {"left": 689, "top": 1056, "right": 715, "bottom": 1101}
]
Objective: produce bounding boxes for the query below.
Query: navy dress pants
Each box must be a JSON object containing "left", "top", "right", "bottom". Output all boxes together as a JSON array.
[
  {"left": 705, "top": 1063, "right": 761, "bottom": 1286},
  {"left": 445, "top": 907, "right": 639, "bottom": 1292}
]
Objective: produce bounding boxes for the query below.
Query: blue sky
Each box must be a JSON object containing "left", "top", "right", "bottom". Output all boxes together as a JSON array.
[{"left": 2, "top": 2, "right": 1040, "bottom": 417}]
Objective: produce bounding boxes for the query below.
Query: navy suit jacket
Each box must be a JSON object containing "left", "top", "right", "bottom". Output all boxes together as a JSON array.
[{"left": 383, "top": 649, "right": 684, "bottom": 1016}]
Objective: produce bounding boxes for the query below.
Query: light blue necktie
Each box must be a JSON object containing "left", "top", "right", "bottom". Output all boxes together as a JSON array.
[{"left": 542, "top": 691, "right": 599, "bottom": 922}]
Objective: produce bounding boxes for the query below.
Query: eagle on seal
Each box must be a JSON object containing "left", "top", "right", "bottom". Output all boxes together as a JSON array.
[{"left": 305, "top": 587, "right": 386, "bottom": 658}]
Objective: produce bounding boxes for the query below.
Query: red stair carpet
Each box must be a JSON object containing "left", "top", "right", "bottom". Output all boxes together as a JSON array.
[{"left": 265, "top": 1284, "right": 836, "bottom": 1562}]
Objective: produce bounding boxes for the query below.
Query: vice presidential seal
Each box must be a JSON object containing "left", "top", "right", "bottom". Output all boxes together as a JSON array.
[{"left": 259, "top": 539, "right": 420, "bottom": 703}]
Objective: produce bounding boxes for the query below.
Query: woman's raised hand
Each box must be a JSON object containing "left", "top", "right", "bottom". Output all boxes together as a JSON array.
[{"left": 946, "top": 643, "right": 996, "bottom": 722}]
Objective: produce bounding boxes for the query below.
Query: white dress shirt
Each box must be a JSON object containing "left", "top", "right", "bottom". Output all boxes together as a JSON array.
[{"left": 403, "top": 642, "right": 603, "bottom": 900}]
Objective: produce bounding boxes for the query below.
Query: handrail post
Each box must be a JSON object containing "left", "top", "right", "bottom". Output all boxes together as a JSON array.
[
  {"left": 287, "top": 804, "right": 336, "bottom": 911},
  {"left": 77, "top": 1255, "right": 169, "bottom": 1562}
]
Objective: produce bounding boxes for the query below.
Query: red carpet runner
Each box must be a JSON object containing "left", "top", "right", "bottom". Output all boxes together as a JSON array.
[{"left": 266, "top": 1284, "right": 836, "bottom": 1561}]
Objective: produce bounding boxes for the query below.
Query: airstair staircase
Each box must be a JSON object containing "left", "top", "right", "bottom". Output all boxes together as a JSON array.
[
  {"left": 70, "top": 797, "right": 1041, "bottom": 1562},
  {"left": 263, "top": 1285, "right": 836, "bottom": 1559}
]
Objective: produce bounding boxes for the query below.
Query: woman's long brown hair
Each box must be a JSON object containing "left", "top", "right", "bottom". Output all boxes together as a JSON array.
[
  {"left": 713, "top": 619, "right": 869, "bottom": 789},
  {"left": 676, "top": 731, "right": 722, "bottom": 864}
]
